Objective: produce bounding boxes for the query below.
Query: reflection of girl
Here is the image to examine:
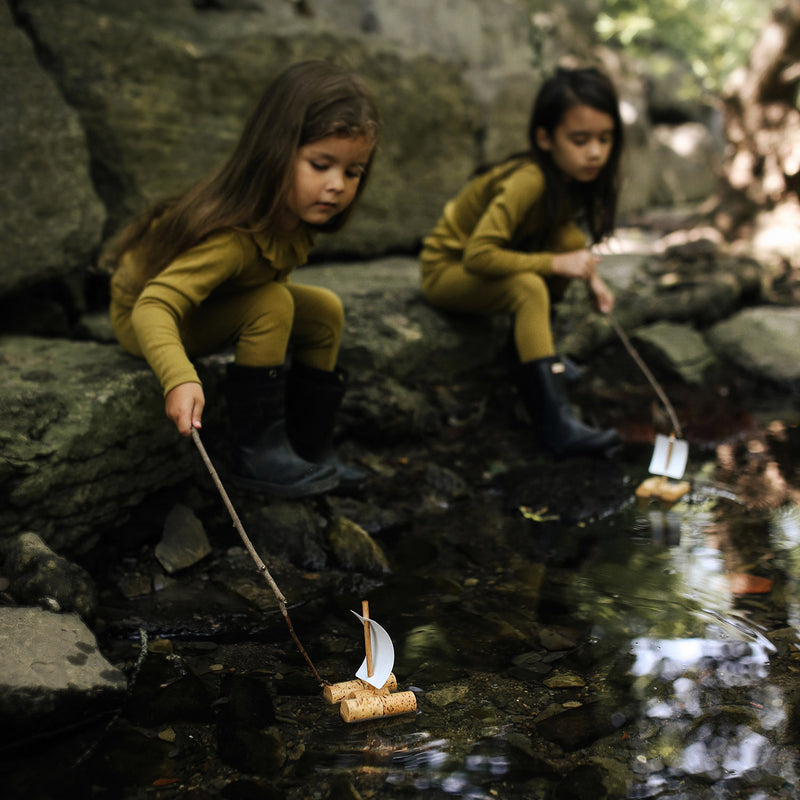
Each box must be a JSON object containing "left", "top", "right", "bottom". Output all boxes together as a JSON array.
[
  {"left": 106, "top": 61, "right": 380, "bottom": 496},
  {"left": 421, "top": 67, "right": 624, "bottom": 458}
]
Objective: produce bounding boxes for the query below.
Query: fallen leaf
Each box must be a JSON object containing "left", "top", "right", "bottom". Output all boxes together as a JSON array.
[
  {"left": 728, "top": 573, "right": 774, "bottom": 595},
  {"left": 519, "top": 506, "right": 559, "bottom": 522}
]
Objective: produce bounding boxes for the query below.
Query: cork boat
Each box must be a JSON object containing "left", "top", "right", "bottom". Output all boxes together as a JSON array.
[{"left": 323, "top": 601, "right": 418, "bottom": 722}]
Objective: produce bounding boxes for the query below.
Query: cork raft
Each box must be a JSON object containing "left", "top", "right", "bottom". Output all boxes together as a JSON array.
[{"left": 323, "top": 601, "right": 417, "bottom": 723}]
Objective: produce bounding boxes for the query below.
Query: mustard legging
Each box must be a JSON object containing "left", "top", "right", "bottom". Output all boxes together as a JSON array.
[
  {"left": 421, "top": 258, "right": 570, "bottom": 363},
  {"left": 113, "top": 281, "right": 343, "bottom": 373}
]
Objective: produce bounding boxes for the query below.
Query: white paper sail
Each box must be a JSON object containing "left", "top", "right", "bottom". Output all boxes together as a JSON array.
[
  {"left": 648, "top": 433, "right": 689, "bottom": 480},
  {"left": 351, "top": 610, "right": 395, "bottom": 689}
]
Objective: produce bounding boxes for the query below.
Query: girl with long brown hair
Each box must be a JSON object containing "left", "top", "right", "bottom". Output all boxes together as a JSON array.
[{"left": 106, "top": 60, "right": 380, "bottom": 497}]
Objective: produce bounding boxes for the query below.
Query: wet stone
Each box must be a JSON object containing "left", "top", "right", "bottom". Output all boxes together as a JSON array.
[
  {"left": 116, "top": 571, "right": 153, "bottom": 599},
  {"left": 535, "top": 702, "right": 629, "bottom": 752},
  {"left": 0, "top": 531, "right": 98, "bottom": 622},
  {"left": 244, "top": 500, "right": 327, "bottom": 570},
  {"left": 217, "top": 673, "right": 277, "bottom": 730},
  {"left": 328, "top": 774, "right": 364, "bottom": 800},
  {"left": 326, "top": 495, "right": 401, "bottom": 535},
  {"left": 215, "top": 674, "right": 284, "bottom": 776},
  {"left": 157, "top": 727, "right": 177, "bottom": 743},
  {"left": 426, "top": 684, "right": 471, "bottom": 707},
  {"left": 510, "top": 651, "right": 554, "bottom": 679},
  {"left": 539, "top": 626, "right": 583, "bottom": 651},
  {"left": 543, "top": 672, "right": 586, "bottom": 689},
  {"left": 154, "top": 503, "right": 212, "bottom": 574},
  {"left": 217, "top": 725, "right": 286, "bottom": 776},
  {"left": 327, "top": 516, "right": 391, "bottom": 575},
  {"left": 125, "top": 652, "right": 214, "bottom": 727},
  {"left": 766, "top": 626, "right": 800, "bottom": 656},
  {"left": 0, "top": 607, "right": 126, "bottom": 747},
  {"left": 553, "top": 764, "right": 615, "bottom": 800},
  {"left": 424, "top": 463, "right": 468, "bottom": 498}
]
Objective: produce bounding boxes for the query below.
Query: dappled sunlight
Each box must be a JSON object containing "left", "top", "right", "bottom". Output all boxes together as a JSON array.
[
  {"left": 618, "top": 497, "right": 800, "bottom": 793},
  {"left": 751, "top": 196, "right": 800, "bottom": 270},
  {"left": 630, "top": 635, "right": 773, "bottom": 687}
]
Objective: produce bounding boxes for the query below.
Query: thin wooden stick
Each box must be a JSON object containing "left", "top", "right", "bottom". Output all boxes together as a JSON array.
[
  {"left": 608, "top": 314, "right": 683, "bottom": 439},
  {"left": 190, "top": 428, "right": 327, "bottom": 687},
  {"left": 361, "top": 600, "right": 374, "bottom": 677}
]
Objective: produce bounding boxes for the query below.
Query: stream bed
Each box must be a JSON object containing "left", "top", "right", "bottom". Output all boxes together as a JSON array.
[{"left": 3, "top": 382, "right": 800, "bottom": 800}]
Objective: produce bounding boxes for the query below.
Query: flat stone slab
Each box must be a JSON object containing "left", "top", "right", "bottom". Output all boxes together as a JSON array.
[
  {"left": 0, "top": 607, "right": 127, "bottom": 746},
  {"left": 707, "top": 306, "right": 800, "bottom": 384}
]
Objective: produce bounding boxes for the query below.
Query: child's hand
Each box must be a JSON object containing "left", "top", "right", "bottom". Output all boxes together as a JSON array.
[
  {"left": 165, "top": 382, "right": 205, "bottom": 436},
  {"left": 589, "top": 273, "right": 615, "bottom": 314},
  {"left": 551, "top": 249, "right": 599, "bottom": 281}
]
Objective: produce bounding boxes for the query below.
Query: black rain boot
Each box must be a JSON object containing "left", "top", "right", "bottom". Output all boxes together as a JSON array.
[
  {"left": 286, "top": 363, "right": 369, "bottom": 491},
  {"left": 224, "top": 364, "right": 339, "bottom": 497},
  {"left": 514, "top": 356, "right": 621, "bottom": 459}
]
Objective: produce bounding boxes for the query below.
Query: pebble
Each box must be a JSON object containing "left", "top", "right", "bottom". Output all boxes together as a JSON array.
[{"left": 543, "top": 672, "right": 586, "bottom": 689}]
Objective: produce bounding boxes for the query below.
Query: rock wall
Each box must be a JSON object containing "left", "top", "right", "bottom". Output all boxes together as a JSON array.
[
  {"left": 2, "top": 0, "right": 722, "bottom": 309},
  {"left": 1, "top": 1, "right": 105, "bottom": 296}
]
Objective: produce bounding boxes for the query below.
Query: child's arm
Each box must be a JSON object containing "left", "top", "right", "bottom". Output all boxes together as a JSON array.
[
  {"left": 130, "top": 231, "right": 249, "bottom": 433},
  {"left": 463, "top": 166, "right": 560, "bottom": 277},
  {"left": 589, "top": 272, "right": 615, "bottom": 314},
  {"left": 551, "top": 250, "right": 615, "bottom": 314},
  {"left": 551, "top": 249, "right": 599, "bottom": 281},
  {"left": 165, "top": 382, "right": 205, "bottom": 437}
]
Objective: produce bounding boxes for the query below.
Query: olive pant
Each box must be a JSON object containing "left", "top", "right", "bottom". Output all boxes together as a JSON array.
[
  {"left": 421, "top": 257, "right": 569, "bottom": 363},
  {"left": 113, "top": 280, "right": 344, "bottom": 372}
]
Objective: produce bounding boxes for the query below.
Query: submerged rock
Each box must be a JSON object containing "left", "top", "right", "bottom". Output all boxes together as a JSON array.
[
  {"left": 215, "top": 673, "right": 285, "bottom": 776},
  {"left": 154, "top": 504, "right": 212, "bottom": 574},
  {"left": 535, "top": 702, "right": 630, "bottom": 752},
  {"left": 327, "top": 516, "right": 391, "bottom": 575}
]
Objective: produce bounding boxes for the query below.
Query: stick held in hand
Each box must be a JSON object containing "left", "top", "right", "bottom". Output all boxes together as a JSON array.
[{"left": 190, "top": 428, "right": 327, "bottom": 687}]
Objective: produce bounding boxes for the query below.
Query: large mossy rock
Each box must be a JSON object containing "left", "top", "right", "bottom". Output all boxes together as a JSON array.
[
  {"left": 0, "top": 2, "right": 105, "bottom": 296},
  {"left": 14, "top": 0, "right": 480, "bottom": 257},
  {"left": 0, "top": 336, "right": 203, "bottom": 553}
]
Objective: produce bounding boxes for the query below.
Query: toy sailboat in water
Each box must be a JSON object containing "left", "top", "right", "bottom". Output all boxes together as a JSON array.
[
  {"left": 323, "top": 600, "right": 417, "bottom": 722},
  {"left": 636, "top": 433, "right": 691, "bottom": 503}
]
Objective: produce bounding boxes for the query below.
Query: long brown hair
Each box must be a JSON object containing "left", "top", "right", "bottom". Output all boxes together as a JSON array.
[
  {"left": 474, "top": 66, "right": 624, "bottom": 246},
  {"left": 102, "top": 60, "right": 380, "bottom": 279}
]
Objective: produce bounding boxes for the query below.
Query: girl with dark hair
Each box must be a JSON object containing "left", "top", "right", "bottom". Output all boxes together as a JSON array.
[
  {"left": 420, "top": 66, "right": 624, "bottom": 458},
  {"left": 106, "top": 60, "right": 380, "bottom": 497}
]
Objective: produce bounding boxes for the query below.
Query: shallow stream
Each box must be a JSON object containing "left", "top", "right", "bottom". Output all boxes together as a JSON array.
[{"left": 5, "top": 390, "right": 800, "bottom": 800}]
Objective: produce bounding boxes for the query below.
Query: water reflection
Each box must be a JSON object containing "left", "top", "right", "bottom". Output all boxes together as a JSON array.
[
  {"left": 607, "top": 495, "right": 800, "bottom": 796},
  {"left": 361, "top": 490, "right": 800, "bottom": 797},
  {"left": 630, "top": 635, "right": 773, "bottom": 687}
]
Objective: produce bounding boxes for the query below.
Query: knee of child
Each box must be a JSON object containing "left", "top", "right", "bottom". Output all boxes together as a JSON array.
[
  {"left": 252, "top": 282, "right": 295, "bottom": 326},
  {"left": 512, "top": 271, "right": 549, "bottom": 302},
  {"left": 318, "top": 289, "right": 345, "bottom": 334}
]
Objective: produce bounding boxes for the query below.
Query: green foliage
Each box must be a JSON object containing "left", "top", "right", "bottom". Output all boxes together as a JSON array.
[{"left": 594, "top": 0, "right": 772, "bottom": 93}]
